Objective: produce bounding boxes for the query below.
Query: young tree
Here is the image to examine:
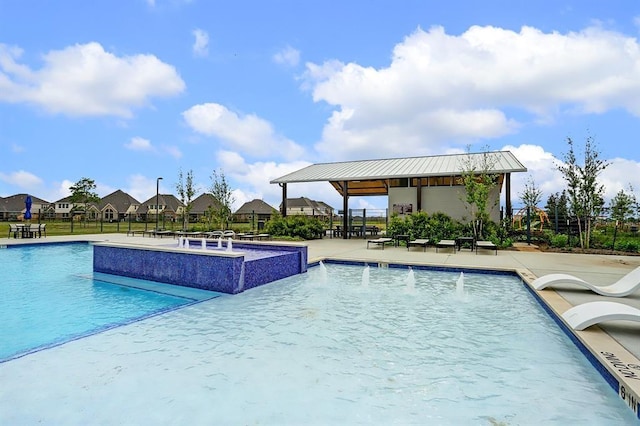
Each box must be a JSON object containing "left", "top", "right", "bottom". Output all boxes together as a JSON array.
[
  {"left": 209, "top": 169, "right": 235, "bottom": 230},
  {"left": 545, "top": 191, "right": 569, "bottom": 231},
  {"left": 69, "top": 177, "right": 100, "bottom": 227},
  {"left": 519, "top": 175, "right": 543, "bottom": 210},
  {"left": 609, "top": 186, "right": 637, "bottom": 227},
  {"left": 175, "top": 168, "right": 197, "bottom": 231},
  {"left": 458, "top": 146, "right": 500, "bottom": 239},
  {"left": 556, "top": 135, "right": 609, "bottom": 249}
]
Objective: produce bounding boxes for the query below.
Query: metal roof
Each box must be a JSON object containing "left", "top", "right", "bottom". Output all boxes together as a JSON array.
[{"left": 271, "top": 151, "right": 527, "bottom": 184}]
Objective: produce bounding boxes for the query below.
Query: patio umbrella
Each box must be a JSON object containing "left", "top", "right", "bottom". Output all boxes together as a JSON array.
[{"left": 24, "top": 195, "right": 32, "bottom": 220}]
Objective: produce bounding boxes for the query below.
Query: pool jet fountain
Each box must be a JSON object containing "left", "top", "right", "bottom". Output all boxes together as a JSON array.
[
  {"left": 318, "top": 261, "right": 328, "bottom": 284},
  {"left": 456, "top": 272, "right": 465, "bottom": 298},
  {"left": 405, "top": 267, "right": 416, "bottom": 293},
  {"left": 361, "top": 265, "right": 370, "bottom": 287}
]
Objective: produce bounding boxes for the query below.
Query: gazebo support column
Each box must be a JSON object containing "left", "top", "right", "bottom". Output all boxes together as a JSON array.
[
  {"left": 342, "top": 181, "right": 349, "bottom": 240},
  {"left": 280, "top": 183, "right": 287, "bottom": 217},
  {"left": 416, "top": 177, "right": 422, "bottom": 211},
  {"left": 505, "top": 173, "right": 512, "bottom": 220}
]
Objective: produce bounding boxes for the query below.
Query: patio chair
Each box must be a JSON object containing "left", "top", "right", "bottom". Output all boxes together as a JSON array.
[
  {"left": 222, "top": 230, "right": 235, "bottom": 238},
  {"left": 561, "top": 301, "right": 640, "bottom": 330},
  {"left": 29, "top": 224, "right": 40, "bottom": 238},
  {"left": 9, "top": 224, "right": 19, "bottom": 238},
  {"left": 532, "top": 266, "right": 640, "bottom": 297}
]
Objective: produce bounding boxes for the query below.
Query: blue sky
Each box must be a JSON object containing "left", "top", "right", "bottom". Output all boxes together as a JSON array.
[{"left": 2, "top": 0, "right": 640, "bottom": 213}]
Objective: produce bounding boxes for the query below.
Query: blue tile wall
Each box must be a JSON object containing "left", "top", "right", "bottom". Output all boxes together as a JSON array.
[{"left": 93, "top": 243, "right": 307, "bottom": 294}]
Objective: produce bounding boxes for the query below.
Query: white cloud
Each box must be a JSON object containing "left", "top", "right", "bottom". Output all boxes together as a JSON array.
[
  {"left": 124, "top": 137, "right": 154, "bottom": 151},
  {"left": 51, "top": 179, "right": 74, "bottom": 201},
  {"left": 0, "top": 42, "right": 185, "bottom": 117},
  {"left": 600, "top": 157, "right": 640, "bottom": 201},
  {"left": 214, "top": 150, "right": 312, "bottom": 210},
  {"left": 182, "top": 103, "right": 305, "bottom": 160},
  {"left": 163, "top": 145, "right": 182, "bottom": 159},
  {"left": 124, "top": 174, "right": 164, "bottom": 204},
  {"left": 273, "top": 46, "right": 300, "bottom": 67},
  {"left": 304, "top": 25, "right": 640, "bottom": 161},
  {"left": 0, "top": 170, "right": 43, "bottom": 189},
  {"left": 192, "top": 29, "right": 209, "bottom": 57}
]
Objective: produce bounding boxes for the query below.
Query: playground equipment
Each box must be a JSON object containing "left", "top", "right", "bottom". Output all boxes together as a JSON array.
[{"left": 512, "top": 207, "right": 549, "bottom": 231}]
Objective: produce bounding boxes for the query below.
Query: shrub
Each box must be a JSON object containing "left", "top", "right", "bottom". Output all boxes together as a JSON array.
[
  {"left": 264, "top": 214, "right": 324, "bottom": 240},
  {"left": 614, "top": 239, "right": 640, "bottom": 253},
  {"left": 386, "top": 213, "right": 409, "bottom": 237},
  {"left": 550, "top": 234, "right": 568, "bottom": 248}
]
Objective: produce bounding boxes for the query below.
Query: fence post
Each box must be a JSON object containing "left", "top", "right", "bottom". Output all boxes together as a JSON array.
[{"left": 526, "top": 207, "right": 531, "bottom": 245}]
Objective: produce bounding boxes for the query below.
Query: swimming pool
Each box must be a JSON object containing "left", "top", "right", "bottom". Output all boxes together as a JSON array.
[
  {"left": 0, "top": 243, "right": 219, "bottom": 362},
  {"left": 0, "top": 255, "right": 636, "bottom": 424}
]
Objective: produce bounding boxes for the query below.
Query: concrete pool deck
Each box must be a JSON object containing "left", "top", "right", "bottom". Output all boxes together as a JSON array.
[{"left": 2, "top": 233, "right": 639, "bottom": 417}]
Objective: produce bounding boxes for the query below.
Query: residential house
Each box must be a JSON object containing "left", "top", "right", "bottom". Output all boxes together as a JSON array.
[
  {"left": 282, "top": 197, "right": 333, "bottom": 218},
  {"left": 0, "top": 194, "right": 52, "bottom": 221},
  {"left": 99, "top": 190, "right": 140, "bottom": 222},
  {"left": 137, "top": 194, "right": 184, "bottom": 224},
  {"left": 189, "top": 193, "right": 221, "bottom": 223},
  {"left": 53, "top": 195, "right": 100, "bottom": 221},
  {"left": 234, "top": 199, "right": 277, "bottom": 225}
]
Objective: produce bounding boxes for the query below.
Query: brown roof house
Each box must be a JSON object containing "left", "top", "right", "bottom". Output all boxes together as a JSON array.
[
  {"left": 138, "top": 194, "right": 185, "bottom": 225},
  {"left": 53, "top": 195, "right": 101, "bottom": 221},
  {"left": 0, "top": 194, "right": 51, "bottom": 221},
  {"left": 234, "top": 199, "right": 277, "bottom": 225},
  {"left": 281, "top": 197, "right": 333, "bottom": 218},
  {"left": 99, "top": 190, "right": 140, "bottom": 222},
  {"left": 189, "top": 193, "right": 222, "bottom": 224}
]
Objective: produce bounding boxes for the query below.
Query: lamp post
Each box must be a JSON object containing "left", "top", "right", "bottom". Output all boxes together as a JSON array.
[{"left": 156, "top": 177, "right": 163, "bottom": 231}]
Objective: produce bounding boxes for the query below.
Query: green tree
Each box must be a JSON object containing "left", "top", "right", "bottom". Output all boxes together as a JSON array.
[
  {"left": 176, "top": 168, "right": 197, "bottom": 231},
  {"left": 458, "top": 146, "right": 499, "bottom": 239},
  {"left": 557, "top": 135, "right": 609, "bottom": 249},
  {"left": 609, "top": 186, "right": 637, "bottom": 226},
  {"left": 545, "top": 191, "right": 569, "bottom": 230},
  {"left": 209, "top": 169, "right": 235, "bottom": 230},
  {"left": 69, "top": 177, "right": 100, "bottom": 227}
]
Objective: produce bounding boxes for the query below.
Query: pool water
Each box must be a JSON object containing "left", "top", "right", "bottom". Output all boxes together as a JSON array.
[
  {"left": 0, "top": 243, "right": 216, "bottom": 362},
  {"left": 0, "top": 255, "right": 636, "bottom": 424}
]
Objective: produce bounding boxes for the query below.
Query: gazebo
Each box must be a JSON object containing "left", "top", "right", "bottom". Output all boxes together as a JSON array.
[{"left": 271, "top": 151, "right": 527, "bottom": 239}]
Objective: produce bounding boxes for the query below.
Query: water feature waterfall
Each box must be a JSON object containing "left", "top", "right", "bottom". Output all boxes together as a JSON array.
[
  {"left": 226, "top": 237, "right": 233, "bottom": 252},
  {"left": 361, "top": 265, "right": 370, "bottom": 287},
  {"left": 217, "top": 237, "right": 222, "bottom": 249},
  {"left": 201, "top": 238, "right": 207, "bottom": 250}
]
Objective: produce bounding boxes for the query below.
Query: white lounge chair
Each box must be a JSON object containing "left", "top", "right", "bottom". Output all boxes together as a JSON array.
[
  {"left": 367, "top": 237, "right": 393, "bottom": 249},
  {"left": 532, "top": 266, "right": 640, "bottom": 297},
  {"left": 435, "top": 240, "right": 456, "bottom": 253},
  {"left": 407, "top": 238, "right": 429, "bottom": 251},
  {"left": 562, "top": 301, "right": 640, "bottom": 331}
]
